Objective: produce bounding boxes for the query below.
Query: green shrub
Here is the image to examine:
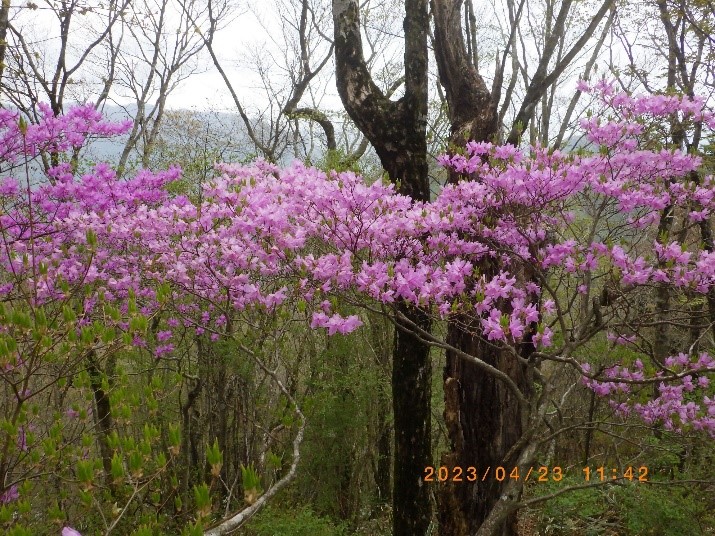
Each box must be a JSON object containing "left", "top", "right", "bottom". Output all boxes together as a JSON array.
[
  {"left": 530, "top": 476, "right": 715, "bottom": 535},
  {"left": 244, "top": 506, "right": 348, "bottom": 536},
  {"left": 614, "top": 484, "right": 712, "bottom": 535}
]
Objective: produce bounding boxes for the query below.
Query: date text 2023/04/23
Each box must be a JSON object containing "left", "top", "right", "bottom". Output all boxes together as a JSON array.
[{"left": 423, "top": 466, "right": 649, "bottom": 483}]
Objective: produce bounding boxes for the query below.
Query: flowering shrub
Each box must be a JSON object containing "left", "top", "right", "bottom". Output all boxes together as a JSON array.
[
  {"left": 0, "top": 106, "right": 186, "bottom": 534},
  {"left": 1, "top": 82, "right": 715, "bottom": 532}
]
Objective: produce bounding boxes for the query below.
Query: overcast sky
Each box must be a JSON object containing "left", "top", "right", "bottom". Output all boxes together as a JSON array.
[{"left": 8, "top": 1, "right": 343, "bottom": 112}]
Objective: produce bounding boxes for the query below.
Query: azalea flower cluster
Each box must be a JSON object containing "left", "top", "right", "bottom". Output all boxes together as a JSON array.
[
  {"left": 0, "top": 102, "right": 131, "bottom": 166},
  {"left": 582, "top": 352, "right": 715, "bottom": 435},
  {"left": 1, "top": 84, "right": 715, "bottom": 465}
]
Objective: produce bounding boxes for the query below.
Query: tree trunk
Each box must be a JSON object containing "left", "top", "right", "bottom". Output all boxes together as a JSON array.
[
  {"left": 439, "top": 302, "right": 530, "bottom": 536},
  {"left": 180, "top": 375, "right": 202, "bottom": 503},
  {"left": 371, "top": 313, "right": 392, "bottom": 505},
  {"left": 87, "top": 349, "right": 117, "bottom": 497},
  {"left": 375, "top": 401, "right": 392, "bottom": 504},
  {"left": 0, "top": 0, "right": 9, "bottom": 87},
  {"left": 392, "top": 303, "right": 432, "bottom": 535},
  {"left": 331, "top": 1, "right": 432, "bottom": 533},
  {"left": 431, "top": 2, "right": 532, "bottom": 533},
  {"left": 431, "top": 6, "right": 524, "bottom": 528}
]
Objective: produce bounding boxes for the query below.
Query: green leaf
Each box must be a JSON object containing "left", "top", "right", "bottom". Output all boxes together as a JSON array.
[
  {"left": 85, "top": 228, "right": 97, "bottom": 247},
  {"left": 129, "top": 451, "right": 143, "bottom": 476},
  {"left": 131, "top": 526, "right": 153, "bottom": 536},
  {"left": 0, "top": 505, "right": 12, "bottom": 523},
  {"left": 8, "top": 526, "right": 32, "bottom": 536},
  {"left": 77, "top": 460, "right": 94, "bottom": 484},
  {"left": 101, "top": 326, "right": 116, "bottom": 343},
  {"left": 34, "top": 308, "right": 47, "bottom": 327},
  {"left": 79, "top": 489, "right": 92, "bottom": 506},
  {"left": 63, "top": 305, "right": 76, "bottom": 323},
  {"left": 129, "top": 315, "right": 147, "bottom": 332},
  {"left": 80, "top": 326, "right": 94, "bottom": 344},
  {"left": 193, "top": 483, "right": 211, "bottom": 516},
  {"left": 111, "top": 452, "right": 124, "bottom": 481},
  {"left": 48, "top": 502, "right": 65, "bottom": 523},
  {"left": 240, "top": 463, "right": 262, "bottom": 492},
  {"left": 181, "top": 521, "right": 203, "bottom": 536},
  {"left": 206, "top": 438, "right": 222, "bottom": 466},
  {"left": 11, "top": 310, "right": 31, "bottom": 329},
  {"left": 168, "top": 424, "right": 181, "bottom": 454}
]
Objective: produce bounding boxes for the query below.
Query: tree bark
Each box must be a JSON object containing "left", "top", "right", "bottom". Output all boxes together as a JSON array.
[
  {"left": 438, "top": 295, "right": 530, "bottom": 536},
  {"left": 392, "top": 304, "right": 432, "bottom": 534},
  {"left": 431, "top": 0, "right": 498, "bottom": 146},
  {"left": 431, "top": 0, "right": 604, "bottom": 533},
  {"left": 371, "top": 313, "right": 393, "bottom": 505},
  {"left": 332, "top": 1, "right": 432, "bottom": 534},
  {"left": 432, "top": 2, "right": 523, "bottom": 533},
  {"left": 375, "top": 400, "right": 392, "bottom": 504},
  {"left": 87, "top": 349, "right": 116, "bottom": 497},
  {"left": 0, "top": 0, "right": 9, "bottom": 88}
]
